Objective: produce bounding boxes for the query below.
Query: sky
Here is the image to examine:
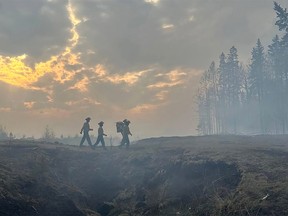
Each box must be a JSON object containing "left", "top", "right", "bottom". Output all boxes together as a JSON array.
[{"left": 0, "top": 0, "right": 287, "bottom": 139}]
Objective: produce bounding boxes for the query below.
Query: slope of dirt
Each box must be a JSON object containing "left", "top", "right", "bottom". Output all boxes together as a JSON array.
[{"left": 0, "top": 135, "right": 288, "bottom": 215}]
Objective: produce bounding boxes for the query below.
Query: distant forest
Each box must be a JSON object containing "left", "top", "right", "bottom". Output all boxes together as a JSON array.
[{"left": 197, "top": 2, "right": 288, "bottom": 135}]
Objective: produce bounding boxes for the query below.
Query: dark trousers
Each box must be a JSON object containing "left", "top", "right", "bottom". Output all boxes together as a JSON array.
[
  {"left": 80, "top": 132, "right": 92, "bottom": 147},
  {"left": 95, "top": 135, "right": 105, "bottom": 147},
  {"left": 120, "top": 135, "right": 130, "bottom": 147}
]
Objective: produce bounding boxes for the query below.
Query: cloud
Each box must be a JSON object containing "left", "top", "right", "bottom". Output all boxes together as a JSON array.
[
  {"left": 147, "top": 69, "right": 187, "bottom": 89},
  {"left": 65, "top": 97, "right": 101, "bottom": 107},
  {"left": 129, "top": 103, "right": 162, "bottom": 114},
  {"left": 69, "top": 76, "right": 90, "bottom": 92},
  {"left": 0, "top": 4, "right": 78, "bottom": 89},
  {"left": 105, "top": 69, "right": 152, "bottom": 85},
  {"left": 0, "top": 0, "right": 70, "bottom": 60},
  {"left": 0, "top": 107, "right": 11, "bottom": 112},
  {"left": 0, "top": 54, "right": 34, "bottom": 88},
  {"left": 155, "top": 90, "right": 169, "bottom": 101},
  {"left": 145, "top": 0, "right": 160, "bottom": 5},
  {"left": 24, "top": 101, "right": 36, "bottom": 109},
  {"left": 0, "top": 0, "right": 286, "bottom": 137},
  {"left": 162, "top": 24, "right": 174, "bottom": 29}
]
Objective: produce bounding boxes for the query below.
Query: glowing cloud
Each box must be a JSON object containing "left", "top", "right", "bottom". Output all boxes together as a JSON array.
[
  {"left": 0, "top": 107, "right": 11, "bottom": 112},
  {"left": 147, "top": 69, "right": 187, "bottom": 89},
  {"left": 65, "top": 98, "right": 101, "bottom": 107},
  {"left": 93, "top": 64, "right": 107, "bottom": 77},
  {"left": 129, "top": 103, "right": 161, "bottom": 114},
  {"left": 105, "top": 69, "right": 152, "bottom": 85},
  {"left": 145, "top": 0, "right": 160, "bottom": 5},
  {"left": 0, "top": 55, "right": 34, "bottom": 88},
  {"left": 0, "top": 0, "right": 81, "bottom": 89},
  {"left": 167, "top": 70, "right": 187, "bottom": 82},
  {"left": 162, "top": 24, "right": 175, "bottom": 30},
  {"left": 155, "top": 90, "right": 169, "bottom": 101},
  {"left": 189, "top": 16, "right": 195, "bottom": 22},
  {"left": 69, "top": 76, "right": 90, "bottom": 92},
  {"left": 24, "top": 102, "right": 36, "bottom": 109}
]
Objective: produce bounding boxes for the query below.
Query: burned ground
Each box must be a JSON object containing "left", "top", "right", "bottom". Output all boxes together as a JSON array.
[{"left": 0, "top": 135, "right": 288, "bottom": 215}]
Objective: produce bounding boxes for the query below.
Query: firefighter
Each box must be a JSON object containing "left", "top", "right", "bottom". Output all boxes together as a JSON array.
[
  {"left": 94, "top": 121, "right": 107, "bottom": 150},
  {"left": 119, "top": 119, "right": 132, "bottom": 148},
  {"left": 79, "top": 117, "right": 93, "bottom": 148}
]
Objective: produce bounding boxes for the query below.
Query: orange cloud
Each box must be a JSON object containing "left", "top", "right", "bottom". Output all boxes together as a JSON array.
[
  {"left": 0, "top": 55, "right": 34, "bottom": 88},
  {"left": 69, "top": 76, "right": 90, "bottom": 92},
  {"left": 147, "top": 69, "right": 187, "bottom": 89},
  {"left": 155, "top": 90, "right": 169, "bottom": 101},
  {"left": 24, "top": 101, "right": 36, "bottom": 109},
  {"left": 103, "top": 68, "right": 152, "bottom": 85},
  {"left": 0, "top": 0, "right": 80, "bottom": 89},
  {"left": 0, "top": 107, "right": 11, "bottom": 112},
  {"left": 65, "top": 98, "right": 101, "bottom": 107},
  {"left": 94, "top": 64, "right": 107, "bottom": 77},
  {"left": 129, "top": 103, "right": 161, "bottom": 114}
]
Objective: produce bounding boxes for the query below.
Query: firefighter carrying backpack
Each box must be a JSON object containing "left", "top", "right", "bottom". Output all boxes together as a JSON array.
[{"left": 116, "top": 121, "right": 124, "bottom": 133}]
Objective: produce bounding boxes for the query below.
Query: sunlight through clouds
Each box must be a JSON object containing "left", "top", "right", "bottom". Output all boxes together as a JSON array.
[
  {"left": 155, "top": 90, "right": 169, "bottom": 101},
  {"left": 69, "top": 76, "right": 90, "bottom": 92},
  {"left": 105, "top": 69, "right": 152, "bottom": 85},
  {"left": 0, "top": 54, "right": 34, "bottom": 88},
  {"left": 0, "top": 0, "right": 211, "bottom": 137},
  {"left": 129, "top": 103, "right": 161, "bottom": 114},
  {"left": 93, "top": 64, "right": 107, "bottom": 77},
  {"left": 0, "top": 0, "right": 81, "bottom": 89},
  {"left": 0, "top": 107, "right": 11, "bottom": 112},
  {"left": 145, "top": 0, "right": 160, "bottom": 5},
  {"left": 162, "top": 24, "right": 174, "bottom": 30},
  {"left": 24, "top": 101, "right": 36, "bottom": 109},
  {"left": 65, "top": 98, "right": 101, "bottom": 107},
  {"left": 147, "top": 69, "right": 187, "bottom": 89}
]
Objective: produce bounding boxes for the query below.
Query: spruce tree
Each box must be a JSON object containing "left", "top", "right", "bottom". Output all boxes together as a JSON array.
[
  {"left": 249, "top": 39, "right": 266, "bottom": 133},
  {"left": 226, "top": 46, "right": 241, "bottom": 133},
  {"left": 274, "top": 2, "right": 288, "bottom": 32},
  {"left": 268, "top": 35, "right": 284, "bottom": 133}
]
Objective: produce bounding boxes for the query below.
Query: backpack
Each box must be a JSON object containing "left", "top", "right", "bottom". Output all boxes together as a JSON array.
[{"left": 116, "top": 122, "right": 124, "bottom": 133}]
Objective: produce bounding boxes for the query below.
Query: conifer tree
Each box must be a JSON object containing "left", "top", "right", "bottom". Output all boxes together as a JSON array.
[
  {"left": 274, "top": 2, "right": 288, "bottom": 133},
  {"left": 195, "top": 2, "right": 288, "bottom": 135},
  {"left": 249, "top": 39, "right": 266, "bottom": 132},
  {"left": 268, "top": 35, "right": 284, "bottom": 133},
  {"left": 226, "top": 46, "right": 241, "bottom": 133},
  {"left": 218, "top": 52, "right": 228, "bottom": 133},
  {"left": 197, "top": 62, "right": 218, "bottom": 135},
  {"left": 274, "top": 2, "right": 288, "bottom": 32}
]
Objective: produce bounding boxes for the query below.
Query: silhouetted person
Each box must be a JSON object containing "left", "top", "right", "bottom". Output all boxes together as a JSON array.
[
  {"left": 119, "top": 119, "right": 132, "bottom": 148},
  {"left": 94, "top": 121, "right": 107, "bottom": 150},
  {"left": 80, "top": 117, "right": 93, "bottom": 148}
]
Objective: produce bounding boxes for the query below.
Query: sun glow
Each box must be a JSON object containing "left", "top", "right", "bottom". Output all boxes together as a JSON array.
[
  {"left": 145, "top": 0, "right": 160, "bottom": 5},
  {"left": 0, "top": 55, "right": 34, "bottom": 88},
  {"left": 0, "top": 0, "right": 81, "bottom": 89},
  {"left": 0, "top": 1, "right": 154, "bottom": 91}
]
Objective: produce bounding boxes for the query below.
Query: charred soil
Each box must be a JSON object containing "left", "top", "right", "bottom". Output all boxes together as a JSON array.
[{"left": 0, "top": 135, "right": 288, "bottom": 215}]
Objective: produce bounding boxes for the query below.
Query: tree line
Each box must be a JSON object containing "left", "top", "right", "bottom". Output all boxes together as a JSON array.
[{"left": 197, "top": 2, "right": 288, "bottom": 135}]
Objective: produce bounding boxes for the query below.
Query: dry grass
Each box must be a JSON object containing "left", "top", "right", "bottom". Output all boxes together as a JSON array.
[{"left": 0, "top": 135, "right": 288, "bottom": 215}]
